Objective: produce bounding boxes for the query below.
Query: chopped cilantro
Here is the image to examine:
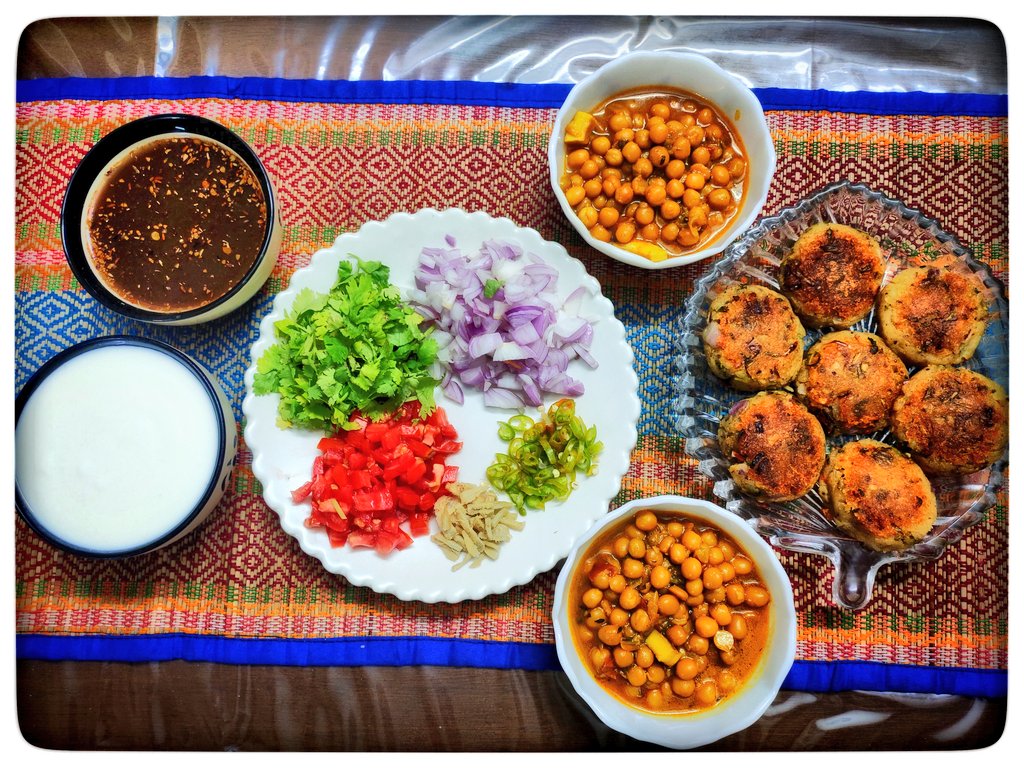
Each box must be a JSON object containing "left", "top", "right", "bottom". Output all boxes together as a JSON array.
[
  {"left": 483, "top": 278, "right": 504, "bottom": 299},
  {"left": 253, "top": 256, "right": 439, "bottom": 431}
]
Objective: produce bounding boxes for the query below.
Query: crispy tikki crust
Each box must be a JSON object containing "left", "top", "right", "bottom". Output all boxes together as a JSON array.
[
  {"left": 891, "top": 366, "right": 1009, "bottom": 475},
  {"left": 877, "top": 263, "right": 989, "bottom": 366},
  {"left": 703, "top": 283, "right": 806, "bottom": 391},
  {"left": 718, "top": 391, "right": 826, "bottom": 502},
  {"left": 795, "top": 330, "right": 908, "bottom": 434},
  {"left": 779, "top": 223, "right": 886, "bottom": 328},
  {"left": 818, "top": 439, "right": 937, "bottom": 552}
]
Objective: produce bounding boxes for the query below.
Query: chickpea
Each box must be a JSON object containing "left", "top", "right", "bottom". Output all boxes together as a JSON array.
[
  {"left": 604, "top": 147, "right": 623, "bottom": 167},
  {"left": 732, "top": 556, "right": 753, "bottom": 576},
  {"left": 666, "top": 622, "right": 689, "bottom": 647},
  {"left": 691, "top": 162, "right": 712, "bottom": 180},
  {"left": 622, "top": 557, "right": 645, "bottom": 580},
  {"left": 608, "top": 607, "right": 629, "bottom": 627},
  {"left": 671, "top": 136, "right": 692, "bottom": 159},
  {"left": 669, "top": 542, "right": 688, "bottom": 564},
  {"left": 630, "top": 175, "right": 647, "bottom": 195},
  {"left": 567, "top": 148, "right": 590, "bottom": 169},
  {"left": 635, "top": 204, "right": 655, "bottom": 226},
  {"left": 746, "top": 585, "right": 770, "bottom": 608},
  {"left": 649, "top": 565, "right": 671, "bottom": 591},
  {"left": 677, "top": 228, "right": 700, "bottom": 247},
  {"left": 630, "top": 609, "right": 652, "bottom": 633},
  {"left": 579, "top": 159, "right": 600, "bottom": 180},
  {"left": 710, "top": 164, "right": 732, "bottom": 186},
  {"left": 649, "top": 121, "right": 669, "bottom": 145},
  {"left": 590, "top": 224, "right": 611, "bottom": 242},
  {"left": 613, "top": 647, "right": 634, "bottom": 668},
  {"left": 650, "top": 102, "right": 671, "bottom": 119},
  {"left": 691, "top": 145, "right": 711, "bottom": 166},
  {"left": 590, "top": 135, "right": 611, "bottom": 156},
  {"left": 661, "top": 222, "right": 681, "bottom": 244},
  {"left": 649, "top": 145, "right": 670, "bottom": 168},
  {"left": 685, "top": 125, "right": 705, "bottom": 146},
  {"left": 707, "top": 546, "right": 725, "bottom": 566},
  {"left": 676, "top": 656, "right": 700, "bottom": 681},
  {"left": 597, "top": 624, "right": 621, "bottom": 646},
  {"left": 727, "top": 157, "right": 747, "bottom": 178},
  {"left": 677, "top": 557, "right": 699, "bottom": 582},
  {"left": 666, "top": 521, "right": 684, "bottom": 538},
  {"left": 725, "top": 583, "right": 746, "bottom": 606},
  {"left": 635, "top": 644, "right": 655, "bottom": 668},
  {"left": 634, "top": 129, "right": 651, "bottom": 149},
  {"left": 633, "top": 157, "right": 653, "bottom": 179},
  {"left": 612, "top": 535, "right": 630, "bottom": 559},
  {"left": 640, "top": 222, "right": 661, "bottom": 241},
  {"left": 591, "top": 569, "right": 612, "bottom": 591},
  {"left": 702, "top": 567, "right": 724, "bottom": 591},
  {"left": 708, "top": 187, "right": 733, "bottom": 211},
  {"left": 660, "top": 159, "right": 684, "bottom": 182},
  {"left": 589, "top": 646, "right": 610, "bottom": 671},
  {"left": 608, "top": 574, "right": 627, "bottom": 593},
  {"left": 646, "top": 689, "right": 665, "bottom": 710},
  {"left": 718, "top": 670, "right": 738, "bottom": 694},
  {"left": 597, "top": 206, "right": 620, "bottom": 229},
  {"left": 644, "top": 184, "right": 667, "bottom": 207},
  {"left": 583, "top": 177, "right": 602, "bottom": 198},
  {"left": 695, "top": 680, "right": 718, "bottom": 707},
  {"left": 619, "top": 586, "right": 642, "bottom": 611},
  {"left": 681, "top": 188, "right": 703, "bottom": 209},
  {"left": 646, "top": 664, "right": 666, "bottom": 685},
  {"left": 608, "top": 112, "right": 631, "bottom": 132},
  {"left": 634, "top": 511, "right": 658, "bottom": 532},
  {"left": 601, "top": 176, "right": 620, "bottom": 197},
  {"left": 696, "top": 107, "right": 714, "bottom": 125},
  {"left": 577, "top": 206, "right": 598, "bottom": 229},
  {"left": 614, "top": 184, "right": 635, "bottom": 205},
  {"left": 645, "top": 547, "right": 664, "bottom": 567},
  {"left": 626, "top": 665, "right": 647, "bottom": 687},
  {"left": 718, "top": 561, "right": 736, "bottom": 582},
  {"left": 621, "top": 141, "right": 642, "bottom": 163},
  {"left": 564, "top": 185, "right": 586, "bottom": 207},
  {"left": 729, "top": 614, "right": 749, "bottom": 640},
  {"left": 685, "top": 578, "right": 704, "bottom": 597},
  {"left": 627, "top": 536, "right": 647, "bottom": 559},
  {"left": 706, "top": 123, "right": 724, "bottom": 142},
  {"left": 614, "top": 221, "right": 637, "bottom": 244},
  {"left": 682, "top": 529, "right": 702, "bottom": 550},
  {"left": 671, "top": 678, "right": 696, "bottom": 698},
  {"left": 658, "top": 593, "right": 681, "bottom": 616},
  {"left": 695, "top": 616, "right": 719, "bottom": 639},
  {"left": 582, "top": 588, "right": 604, "bottom": 609},
  {"left": 711, "top": 603, "right": 732, "bottom": 626},
  {"left": 688, "top": 206, "right": 708, "bottom": 228},
  {"left": 660, "top": 199, "right": 682, "bottom": 221}
]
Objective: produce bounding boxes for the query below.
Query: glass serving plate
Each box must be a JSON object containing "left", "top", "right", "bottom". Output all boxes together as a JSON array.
[{"left": 670, "top": 181, "right": 1009, "bottom": 610}]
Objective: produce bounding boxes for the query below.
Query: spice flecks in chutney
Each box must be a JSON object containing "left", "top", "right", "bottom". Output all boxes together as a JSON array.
[{"left": 86, "top": 135, "right": 267, "bottom": 312}]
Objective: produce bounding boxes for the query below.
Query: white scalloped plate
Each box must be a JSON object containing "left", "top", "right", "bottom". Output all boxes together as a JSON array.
[{"left": 243, "top": 209, "right": 639, "bottom": 603}]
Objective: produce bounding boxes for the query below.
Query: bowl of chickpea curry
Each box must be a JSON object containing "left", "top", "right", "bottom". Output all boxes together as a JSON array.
[
  {"left": 553, "top": 495, "right": 796, "bottom": 749},
  {"left": 549, "top": 51, "right": 775, "bottom": 268}
]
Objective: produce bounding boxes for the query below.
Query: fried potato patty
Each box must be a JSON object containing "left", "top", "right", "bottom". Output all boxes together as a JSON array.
[
  {"left": 818, "top": 439, "right": 937, "bottom": 551},
  {"left": 703, "top": 283, "right": 806, "bottom": 391},
  {"left": 795, "top": 330, "right": 907, "bottom": 434},
  {"left": 891, "top": 365, "right": 1008, "bottom": 474},
  {"left": 877, "top": 263, "right": 989, "bottom": 366},
  {"left": 718, "top": 391, "right": 826, "bottom": 502},
  {"left": 779, "top": 223, "right": 885, "bottom": 328}
]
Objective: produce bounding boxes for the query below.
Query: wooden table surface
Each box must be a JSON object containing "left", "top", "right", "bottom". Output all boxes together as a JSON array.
[{"left": 14, "top": 16, "right": 1009, "bottom": 752}]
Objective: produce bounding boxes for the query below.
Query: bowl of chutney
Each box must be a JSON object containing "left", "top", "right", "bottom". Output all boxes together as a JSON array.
[
  {"left": 62, "top": 114, "right": 282, "bottom": 325},
  {"left": 552, "top": 495, "right": 796, "bottom": 749}
]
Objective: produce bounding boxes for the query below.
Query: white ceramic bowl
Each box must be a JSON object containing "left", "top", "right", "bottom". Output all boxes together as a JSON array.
[
  {"left": 552, "top": 494, "right": 796, "bottom": 750},
  {"left": 548, "top": 51, "right": 775, "bottom": 269},
  {"left": 15, "top": 336, "right": 237, "bottom": 557}
]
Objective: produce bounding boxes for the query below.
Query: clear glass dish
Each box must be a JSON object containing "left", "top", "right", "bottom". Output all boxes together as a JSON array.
[{"left": 670, "top": 181, "right": 1009, "bottom": 610}]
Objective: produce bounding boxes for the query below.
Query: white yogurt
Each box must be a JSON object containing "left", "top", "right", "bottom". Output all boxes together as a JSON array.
[{"left": 15, "top": 341, "right": 230, "bottom": 554}]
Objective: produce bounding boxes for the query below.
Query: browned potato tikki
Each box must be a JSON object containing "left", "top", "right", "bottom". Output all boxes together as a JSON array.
[
  {"left": 877, "top": 263, "right": 990, "bottom": 366},
  {"left": 718, "top": 391, "right": 827, "bottom": 502},
  {"left": 703, "top": 284, "right": 806, "bottom": 391},
  {"left": 795, "top": 330, "right": 907, "bottom": 434},
  {"left": 818, "top": 439, "right": 938, "bottom": 551},
  {"left": 891, "top": 366, "right": 1008, "bottom": 475},
  {"left": 779, "top": 223, "right": 885, "bottom": 328}
]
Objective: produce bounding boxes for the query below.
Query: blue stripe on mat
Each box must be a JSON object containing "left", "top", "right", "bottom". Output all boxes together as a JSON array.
[
  {"left": 16, "top": 634, "right": 1007, "bottom": 697},
  {"left": 15, "top": 76, "right": 1009, "bottom": 117}
]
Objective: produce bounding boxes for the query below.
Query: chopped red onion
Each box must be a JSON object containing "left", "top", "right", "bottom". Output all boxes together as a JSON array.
[{"left": 411, "top": 236, "right": 599, "bottom": 408}]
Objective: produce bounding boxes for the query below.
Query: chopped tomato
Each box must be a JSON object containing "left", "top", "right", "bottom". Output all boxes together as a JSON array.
[{"left": 298, "top": 404, "right": 461, "bottom": 554}]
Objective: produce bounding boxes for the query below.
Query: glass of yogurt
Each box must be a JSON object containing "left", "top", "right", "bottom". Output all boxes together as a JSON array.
[{"left": 14, "top": 336, "right": 237, "bottom": 557}]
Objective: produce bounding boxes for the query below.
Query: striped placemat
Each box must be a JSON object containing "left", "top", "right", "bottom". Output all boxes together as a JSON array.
[{"left": 14, "top": 78, "right": 1008, "bottom": 696}]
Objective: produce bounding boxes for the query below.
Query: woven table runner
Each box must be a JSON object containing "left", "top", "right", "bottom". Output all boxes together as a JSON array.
[{"left": 14, "top": 78, "right": 1009, "bottom": 696}]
